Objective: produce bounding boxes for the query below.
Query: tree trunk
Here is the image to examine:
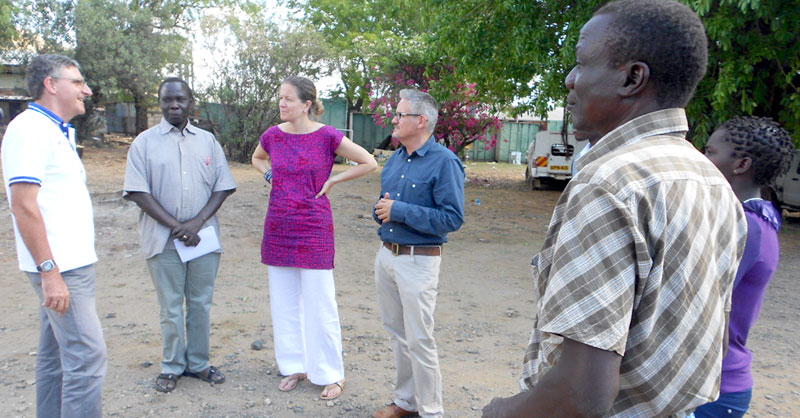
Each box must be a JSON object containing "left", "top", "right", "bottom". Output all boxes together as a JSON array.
[
  {"left": 74, "top": 92, "right": 103, "bottom": 146},
  {"left": 133, "top": 93, "right": 149, "bottom": 134}
]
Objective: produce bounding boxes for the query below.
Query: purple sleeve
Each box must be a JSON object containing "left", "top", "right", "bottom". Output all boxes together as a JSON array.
[
  {"left": 260, "top": 127, "right": 273, "bottom": 154},
  {"left": 733, "top": 212, "right": 762, "bottom": 289},
  {"left": 328, "top": 125, "right": 344, "bottom": 157}
]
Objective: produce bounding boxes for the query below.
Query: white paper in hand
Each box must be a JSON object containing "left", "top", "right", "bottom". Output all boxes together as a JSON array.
[{"left": 173, "top": 226, "right": 221, "bottom": 262}]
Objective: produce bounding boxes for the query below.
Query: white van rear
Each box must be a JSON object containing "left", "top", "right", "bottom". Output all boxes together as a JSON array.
[{"left": 525, "top": 131, "right": 588, "bottom": 189}]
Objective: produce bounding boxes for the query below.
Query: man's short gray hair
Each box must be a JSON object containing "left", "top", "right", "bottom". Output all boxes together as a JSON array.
[
  {"left": 25, "top": 54, "right": 80, "bottom": 100},
  {"left": 399, "top": 89, "right": 439, "bottom": 133}
]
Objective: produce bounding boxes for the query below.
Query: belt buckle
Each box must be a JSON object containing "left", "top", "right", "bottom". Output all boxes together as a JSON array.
[{"left": 391, "top": 243, "right": 401, "bottom": 256}]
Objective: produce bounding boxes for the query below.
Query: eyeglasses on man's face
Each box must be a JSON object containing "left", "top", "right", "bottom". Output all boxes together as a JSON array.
[
  {"left": 394, "top": 111, "right": 423, "bottom": 119},
  {"left": 53, "top": 76, "right": 87, "bottom": 88}
]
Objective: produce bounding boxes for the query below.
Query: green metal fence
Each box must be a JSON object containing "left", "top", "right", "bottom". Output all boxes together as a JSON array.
[
  {"left": 320, "top": 98, "right": 348, "bottom": 130},
  {"left": 349, "top": 113, "right": 541, "bottom": 162},
  {"left": 467, "top": 122, "right": 540, "bottom": 162},
  {"left": 351, "top": 113, "right": 394, "bottom": 151},
  {"left": 193, "top": 97, "right": 542, "bottom": 164}
]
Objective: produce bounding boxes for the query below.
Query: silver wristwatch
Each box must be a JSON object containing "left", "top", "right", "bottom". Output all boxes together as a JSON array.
[{"left": 37, "top": 259, "right": 56, "bottom": 273}]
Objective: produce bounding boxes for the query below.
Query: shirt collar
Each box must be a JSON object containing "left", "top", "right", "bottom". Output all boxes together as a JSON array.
[
  {"left": 28, "top": 103, "right": 72, "bottom": 135},
  {"left": 158, "top": 117, "right": 195, "bottom": 136},
  {"left": 742, "top": 198, "right": 782, "bottom": 231},
  {"left": 402, "top": 135, "right": 436, "bottom": 157},
  {"left": 575, "top": 108, "right": 688, "bottom": 172}
]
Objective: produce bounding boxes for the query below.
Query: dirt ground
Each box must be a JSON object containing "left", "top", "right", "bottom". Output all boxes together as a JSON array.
[{"left": 1, "top": 145, "right": 799, "bottom": 418}]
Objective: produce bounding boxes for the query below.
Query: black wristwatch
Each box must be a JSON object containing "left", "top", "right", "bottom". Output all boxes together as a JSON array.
[{"left": 37, "top": 259, "right": 56, "bottom": 273}]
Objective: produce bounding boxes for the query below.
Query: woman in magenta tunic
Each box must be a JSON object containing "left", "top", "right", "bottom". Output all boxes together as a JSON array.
[{"left": 251, "top": 76, "right": 377, "bottom": 400}]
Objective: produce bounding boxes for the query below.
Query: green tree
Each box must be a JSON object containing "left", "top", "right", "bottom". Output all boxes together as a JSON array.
[
  {"left": 689, "top": 0, "right": 800, "bottom": 145},
  {"left": 202, "top": 9, "right": 332, "bottom": 162},
  {"left": 3, "top": 0, "right": 213, "bottom": 140},
  {"left": 1, "top": 0, "right": 17, "bottom": 48},
  {"left": 432, "top": 0, "right": 800, "bottom": 144},
  {"left": 292, "top": 1, "right": 505, "bottom": 156},
  {"left": 282, "top": 0, "right": 429, "bottom": 115},
  {"left": 74, "top": 0, "right": 195, "bottom": 137},
  {"left": 432, "top": 0, "right": 601, "bottom": 118},
  {"left": 0, "top": 0, "right": 76, "bottom": 61},
  {"left": 362, "top": 35, "right": 503, "bottom": 157}
]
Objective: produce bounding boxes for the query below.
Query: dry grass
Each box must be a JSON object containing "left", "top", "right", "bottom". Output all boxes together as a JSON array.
[{"left": 463, "top": 161, "right": 527, "bottom": 184}]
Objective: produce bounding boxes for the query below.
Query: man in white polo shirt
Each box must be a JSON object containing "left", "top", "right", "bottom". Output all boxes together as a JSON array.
[{"left": 1, "top": 54, "right": 107, "bottom": 418}]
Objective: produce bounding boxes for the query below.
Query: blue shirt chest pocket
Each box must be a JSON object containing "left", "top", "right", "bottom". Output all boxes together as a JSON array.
[{"left": 402, "top": 177, "right": 434, "bottom": 206}]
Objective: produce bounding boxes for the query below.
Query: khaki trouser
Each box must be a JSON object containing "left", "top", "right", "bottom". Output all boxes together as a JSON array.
[{"left": 375, "top": 245, "right": 443, "bottom": 417}]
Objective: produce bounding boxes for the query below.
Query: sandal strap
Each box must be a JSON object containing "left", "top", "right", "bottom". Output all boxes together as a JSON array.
[
  {"left": 158, "top": 373, "right": 178, "bottom": 381},
  {"left": 205, "top": 366, "right": 224, "bottom": 382},
  {"left": 155, "top": 373, "right": 179, "bottom": 392}
]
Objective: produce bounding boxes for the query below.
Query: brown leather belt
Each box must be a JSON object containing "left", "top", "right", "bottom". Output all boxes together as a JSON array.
[{"left": 383, "top": 241, "right": 442, "bottom": 256}]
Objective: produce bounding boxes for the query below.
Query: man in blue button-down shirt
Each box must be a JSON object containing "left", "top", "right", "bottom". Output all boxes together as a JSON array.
[{"left": 372, "top": 89, "right": 464, "bottom": 418}]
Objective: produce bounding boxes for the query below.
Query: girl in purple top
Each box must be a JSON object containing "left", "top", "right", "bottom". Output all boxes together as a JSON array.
[
  {"left": 697, "top": 116, "right": 795, "bottom": 417},
  {"left": 251, "top": 76, "right": 377, "bottom": 400}
]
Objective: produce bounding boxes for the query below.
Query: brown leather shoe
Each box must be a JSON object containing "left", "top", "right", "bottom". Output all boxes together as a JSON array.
[{"left": 372, "top": 403, "right": 419, "bottom": 418}]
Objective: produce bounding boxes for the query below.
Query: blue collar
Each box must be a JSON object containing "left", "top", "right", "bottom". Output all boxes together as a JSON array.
[
  {"left": 742, "top": 198, "right": 782, "bottom": 231},
  {"left": 28, "top": 103, "right": 72, "bottom": 140},
  {"left": 402, "top": 135, "right": 437, "bottom": 157}
]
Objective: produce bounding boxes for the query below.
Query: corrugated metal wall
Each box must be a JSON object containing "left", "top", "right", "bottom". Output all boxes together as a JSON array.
[
  {"left": 351, "top": 113, "right": 394, "bottom": 151},
  {"left": 467, "top": 122, "right": 540, "bottom": 162},
  {"left": 106, "top": 97, "right": 543, "bottom": 163},
  {"left": 350, "top": 113, "right": 540, "bottom": 162},
  {"left": 105, "top": 103, "right": 136, "bottom": 134},
  {"left": 320, "top": 98, "right": 348, "bottom": 131},
  {"left": 498, "top": 122, "right": 540, "bottom": 163}
]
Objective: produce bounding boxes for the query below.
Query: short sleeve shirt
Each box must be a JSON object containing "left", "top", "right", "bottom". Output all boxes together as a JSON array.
[
  {"left": 520, "top": 109, "right": 747, "bottom": 417},
  {"left": 1, "top": 105, "right": 97, "bottom": 272},
  {"left": 124, "top": 118, "right": 236, "bottom": 259}
]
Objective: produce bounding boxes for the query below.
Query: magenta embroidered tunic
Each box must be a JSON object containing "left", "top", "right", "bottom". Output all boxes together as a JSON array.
[{"left": 260, "top": 125, "right": 343, "bottom": 269}]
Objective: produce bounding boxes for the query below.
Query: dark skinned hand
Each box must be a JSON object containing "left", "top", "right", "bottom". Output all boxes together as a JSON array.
[{"left": 171, "top": 217, "right": 205, "bottom": 247}]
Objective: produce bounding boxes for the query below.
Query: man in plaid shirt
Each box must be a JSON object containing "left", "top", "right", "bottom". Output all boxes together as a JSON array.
[{"left": 483, "top": 1, "right": 747, "bottom": 417}]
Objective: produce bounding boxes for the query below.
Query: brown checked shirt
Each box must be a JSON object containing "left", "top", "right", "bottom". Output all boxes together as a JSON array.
[{"left": 520, "top": 109, "right": 747, "bottom": 417}]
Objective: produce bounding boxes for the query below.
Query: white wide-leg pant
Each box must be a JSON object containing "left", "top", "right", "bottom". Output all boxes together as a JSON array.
[{"left": 267, "top": 265, "right": 345, "bottom": 386}]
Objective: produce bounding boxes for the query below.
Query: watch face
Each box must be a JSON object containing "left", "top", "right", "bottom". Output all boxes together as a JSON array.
[{"left": 40, "top": 260, "right": 55, "bottom": 272}]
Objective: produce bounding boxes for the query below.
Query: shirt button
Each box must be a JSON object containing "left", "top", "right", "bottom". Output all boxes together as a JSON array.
[
  {"left": 412, "top": 184, "right": 416, "bottom": 188},
  {"left": 396, "top": 193, "right": 400, "bottom": 197},
  {"left": 401, "top": 175, "right": 405, "bottom": 178},
  {"left": 407, "top": 158, "right": 411, "bottom": 162},
  {"left": 389, "top": 228, "right": 393, "bottom": 232},
  {"left": 184, "top": 187, "right": 188, "bottom": 190}
]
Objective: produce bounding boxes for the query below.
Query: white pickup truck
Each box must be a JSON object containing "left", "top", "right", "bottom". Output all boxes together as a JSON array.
[
  {"left": 524, "top": 130, "right": 588, "bottom": 190},
  {"left": 765, "top": 150, "right": 800, "bottom": 212}
]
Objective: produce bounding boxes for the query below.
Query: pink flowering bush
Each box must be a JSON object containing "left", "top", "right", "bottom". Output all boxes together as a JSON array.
[{"left": 370, "top": 63, "right": 502, "bottom": 157}]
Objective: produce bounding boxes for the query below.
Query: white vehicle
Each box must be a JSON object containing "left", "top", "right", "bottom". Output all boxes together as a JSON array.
[
  {"left": 525, "top": 130, "right": 588, "bottom": 190},
  {"left": 765, "top": 150, "right": 800, "bottom": 212}
]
